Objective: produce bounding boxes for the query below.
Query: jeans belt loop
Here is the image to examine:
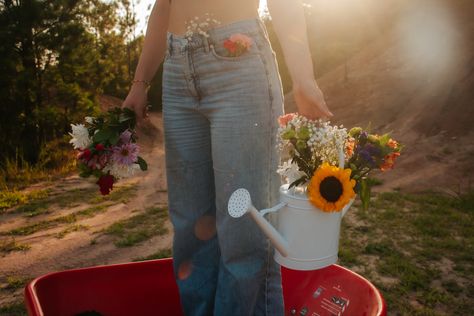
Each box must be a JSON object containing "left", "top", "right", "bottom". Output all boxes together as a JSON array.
[
  {"left": 202, "top": 35, "right": 210, "bottom": 53},
  {"left": 168, "top": 33, "right": 174, "bottom": 57}
]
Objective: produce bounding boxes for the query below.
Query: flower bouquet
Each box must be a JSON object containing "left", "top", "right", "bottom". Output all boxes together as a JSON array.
[
  {"left": 69, "top": 108, "right": 148, "bottom": 195},
  {"left": 277, "top": 113, "right": 402, "bottom": 211}
]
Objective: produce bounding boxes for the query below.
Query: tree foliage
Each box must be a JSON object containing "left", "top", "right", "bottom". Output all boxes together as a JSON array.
[{"left": 0, "top": 0, "right": 143, "bottom": 167}]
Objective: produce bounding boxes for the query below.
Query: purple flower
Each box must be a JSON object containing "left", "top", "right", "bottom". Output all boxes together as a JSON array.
[
  {"left": 119, "top": 130, "right": 133, "bottom": 144},
  {"left": 365, "top": 144, "right": 381, "bottom": 156},
  {"left": 359, "top": 150, "right": 373, "bottom": 163},
  {"left": 112, "top": 143, "right": 139, "bottom": 165}
]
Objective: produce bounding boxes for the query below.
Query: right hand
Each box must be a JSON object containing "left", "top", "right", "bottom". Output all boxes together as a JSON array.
[
  {"left": 122, "top": 85, "right": 149, "bottom": 124},
  {"left": 292, "top": 79, "right": 333, "bottom": 120}
]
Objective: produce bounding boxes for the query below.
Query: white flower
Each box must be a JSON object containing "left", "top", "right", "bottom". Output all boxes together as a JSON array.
[
  {"left": 276, "top": 113, "right": 349, "bottom": 171},
  {"left": 103, "top": 163, "right": 141, "bottom": 179},
  {"left": 277, "top": 161, "right": 306, "bottom": 185},
  {"left": 69, "top": 123, "right": 91, "bottom": 149},
  {"left": 84, "top": 116, "right": 95, "bottom": 124}
]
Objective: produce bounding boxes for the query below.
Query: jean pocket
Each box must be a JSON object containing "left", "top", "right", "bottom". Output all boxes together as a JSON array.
[{"left": 209, "top": 38, "right": 261, "bottom": 62}]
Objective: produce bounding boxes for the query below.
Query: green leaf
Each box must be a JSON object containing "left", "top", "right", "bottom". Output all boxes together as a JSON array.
[
  {"left": 378, "top": 133, "right": 391, "bottom": 146},
  {"left": 348, "top": 127, "right": 362, "bottom": 137},
  {"left": 137, "top": 156, "right": 148, "bottom": 171},
  {"left": 360, "top": 178, "right": 371, "bottom": 211},
  {"left": 296, "top": 139, "right": 307, "bottom": 151},
  {"left": 281, "top": 129, "right": 296, "bottom": 140},
  {"left": 288, "top": 175, "right": 308, "bottom": 189},
  {"left": 109, "top": 132, "right": 120, "bottom": 145},
  {"left": 297, "top": 126, "right": 310, "bottom": 140},
  {"left": 93, "top": 128, "right": 114, "bottom": 143}
]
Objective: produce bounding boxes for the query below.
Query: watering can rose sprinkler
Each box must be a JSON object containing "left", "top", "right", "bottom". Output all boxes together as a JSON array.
[{"left": 228, "top": 148, "right": 355, "bottom": 271}]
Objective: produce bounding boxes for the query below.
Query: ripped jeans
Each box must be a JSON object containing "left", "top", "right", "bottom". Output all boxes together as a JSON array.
[{"left": 162, "top": 18, "right": 284, "bottom": 316}]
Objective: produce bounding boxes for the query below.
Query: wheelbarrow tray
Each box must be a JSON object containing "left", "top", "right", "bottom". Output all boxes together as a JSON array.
[{"left": 24, "top": 258, "right": 386, "bottom": 316}]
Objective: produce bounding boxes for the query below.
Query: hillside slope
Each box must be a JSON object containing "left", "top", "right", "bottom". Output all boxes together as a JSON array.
[{"left": 287, "top": 0, "right": 474, "bottom": 193}]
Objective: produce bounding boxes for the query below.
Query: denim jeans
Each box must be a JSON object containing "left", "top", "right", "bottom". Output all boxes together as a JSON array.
[{"left": 162, "top": 17, "right": 285, "bottom": 316}]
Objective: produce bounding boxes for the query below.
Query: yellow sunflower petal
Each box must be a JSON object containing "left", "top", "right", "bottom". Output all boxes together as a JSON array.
[{"left": 307, "top": 164, "right": 356, "bottom": 213}]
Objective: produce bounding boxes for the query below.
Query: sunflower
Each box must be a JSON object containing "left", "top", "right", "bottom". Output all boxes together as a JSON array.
[{"left": 307, "top": 163, "right": 356, "bottom": 212}]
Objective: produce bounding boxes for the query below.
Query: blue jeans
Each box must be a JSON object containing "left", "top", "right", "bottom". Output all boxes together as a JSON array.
[{"left": 162, "top": 18, "right": 284, "bottom": 316}]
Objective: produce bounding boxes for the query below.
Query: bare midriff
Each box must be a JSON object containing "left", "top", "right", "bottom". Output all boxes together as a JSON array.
[{"left": 167, "top": 0, "right": 260, "bottom": 36}]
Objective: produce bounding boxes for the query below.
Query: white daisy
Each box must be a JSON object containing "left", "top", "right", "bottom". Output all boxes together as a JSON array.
[{"left": 69, "top": 123, "right": 91, "bottom": 149}]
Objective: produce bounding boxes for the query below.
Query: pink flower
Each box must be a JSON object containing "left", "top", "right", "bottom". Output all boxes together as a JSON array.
[
  {"left": 112, "top": 143, "right": 139, "bottom": 165},
  {"left": 119, "top": 130, "right": 133, "bottom": 144},
  {"left": 86, "top": 154, "right": 100, "bottom": 170},
  {"left": 278, "top": 113, "right": 296, "bottom": 126},
  {"left": 224, "top": 33, "right": 253, "bottom": 57},
  {"left": 224, "top": 39, "right": 237, "bottom": 53},
  {"left": 98, "top": 152, "right": 110, "bottom": 169},
  {"left": 229, "top": 33, "right": 253, "bottom": 50}
]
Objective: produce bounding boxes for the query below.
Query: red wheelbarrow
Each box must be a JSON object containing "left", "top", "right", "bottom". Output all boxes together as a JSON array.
[{"left": 24, "top": 258, "right": 386, "bottom": 316}]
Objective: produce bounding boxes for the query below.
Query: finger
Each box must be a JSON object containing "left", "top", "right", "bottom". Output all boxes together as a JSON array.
[{"left": 319, "top": 101, "right": 333, "bottom": 117}]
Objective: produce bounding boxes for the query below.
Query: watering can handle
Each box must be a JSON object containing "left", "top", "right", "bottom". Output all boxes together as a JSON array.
[
  {"left": 339, "top": 142, "right": 351, "bottom": 217},
  {"left": 341, "top": 198, "right": 355, "bottom": 217},
  {"left": 259, "top": 202, "right": 287, "bottom": 217},
  {"left": 248, "top": 205, "right": 289, "bottom": 257},
  {"left": 339, "top": 145, "right": 345, "bottom": 169}
]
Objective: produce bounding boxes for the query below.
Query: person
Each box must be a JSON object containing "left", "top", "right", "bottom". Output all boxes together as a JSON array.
[{"left": 122, "top": 0, "right": 332, "bottom": 315}]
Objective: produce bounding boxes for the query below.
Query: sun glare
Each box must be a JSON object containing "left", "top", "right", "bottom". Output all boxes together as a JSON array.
[{"left": 395, "top": 0, "right": 462, "bottom": 82}]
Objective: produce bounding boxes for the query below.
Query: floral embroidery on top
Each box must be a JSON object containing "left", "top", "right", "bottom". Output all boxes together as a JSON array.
[
  {"left": 184, "top": 13, "right": 221, "bottom": 41},
  {"left": 223, "top": 33, "right": 253, "bottom": 57}
]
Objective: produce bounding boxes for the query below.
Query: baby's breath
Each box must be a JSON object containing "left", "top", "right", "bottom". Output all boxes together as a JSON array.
[
  {"left": 184, "top": 13, "right": 221, "bottom": 41},
  {"left": 277, "top": 114, "right": 348, "bottom": 187}
]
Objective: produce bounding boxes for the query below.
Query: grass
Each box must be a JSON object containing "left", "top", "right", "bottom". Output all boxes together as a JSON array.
[
  {"left": 0, "top": 138, "right": 77, "bottom": 191},
  {"left": 0, "top": 183, "right": 138, "bottom": 237},
  {"left": 0, "top": 300, "right": 27, "bottom": 316},
  {"left": 132, "top": 248, "right": 172, "bottom": 262},
  {"left": 90, "top": 184, "right": 138, "bottom": 204},
  {"left": 0, "top": 237, "right": 31, "bottom": 254},
  {"left": 1, "top": 205, "right": 108, "bottom": 237},
  {"left": 3, "top": 275, "right": 33, "bottom": 291},
  {"left": 0, "top": 189, "right": 49, "bottom": 213},
  {"left": 103, "top": 207, "right": 168, "bottom": 248},
  {"left": 339, "top": 190, "right": 474, "bottom": 315},
  {"left": 2, "top": 182, "right": 137, "bottom": 218},
  {"left": 55, "top": 224, "right": 90, "bottom": 239}
]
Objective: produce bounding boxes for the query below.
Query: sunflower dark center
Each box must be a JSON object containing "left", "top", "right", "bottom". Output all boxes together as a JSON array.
[{"left": 320, "top": 176, "right": 343, "bottom": 202}]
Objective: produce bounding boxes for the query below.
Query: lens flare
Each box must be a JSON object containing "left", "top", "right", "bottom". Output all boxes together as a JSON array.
[{"left": 395, "top": 0, "right": 462, "bottom": 82}]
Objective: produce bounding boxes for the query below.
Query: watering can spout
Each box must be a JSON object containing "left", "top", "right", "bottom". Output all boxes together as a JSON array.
[{"left": 228, "top": 189, "right": 289, "bottom": 257}]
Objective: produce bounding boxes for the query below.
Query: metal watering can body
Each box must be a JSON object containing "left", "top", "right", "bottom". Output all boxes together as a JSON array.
[{"left": 228, "top": 184, "right": 354, "bottom": 271}]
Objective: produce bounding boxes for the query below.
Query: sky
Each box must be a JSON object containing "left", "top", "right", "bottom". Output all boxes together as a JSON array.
[{"left": 134, "top": 0, "right": 268, "bottom": 36}]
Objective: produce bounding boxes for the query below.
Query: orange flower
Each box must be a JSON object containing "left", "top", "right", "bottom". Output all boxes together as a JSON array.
[
  {"left": 345, "top": 137, "right": 355, "bottom": 158},
  {"left": 387, "top": 138, "right": 398, "bottom": 149},
  {"left": 380, "top": 152, "right": 400, "bottom": 171},
  {"left": 229, "top": 33, "right": 253, "bottom": 49},
  {"left": 278, "top": 113, "right": 296, "bottom": 126}
]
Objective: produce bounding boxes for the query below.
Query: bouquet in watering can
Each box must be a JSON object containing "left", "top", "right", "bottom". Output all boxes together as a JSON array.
[
  {"left": 69, "top": 108, "right": 148, "bottom": 195},
  {"left": 277, "top": 113, "right": 402, "bottom": 211}
]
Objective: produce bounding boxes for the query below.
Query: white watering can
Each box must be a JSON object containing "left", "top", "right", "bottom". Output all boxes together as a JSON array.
[{"left": 228, "top": 149, "right": 354, "bottom": 271}]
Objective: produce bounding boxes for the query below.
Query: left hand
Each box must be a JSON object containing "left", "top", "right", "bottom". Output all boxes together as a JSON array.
[{"left": 292, "top": 79, "right": 333, "bottom": 120}]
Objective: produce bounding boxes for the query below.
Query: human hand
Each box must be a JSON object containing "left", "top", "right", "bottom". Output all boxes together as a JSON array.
[
  {"left": 122, "top": 85, "right": 149, "bottom": 125},
  {"left": 292, "top": 79, "right": 333, "bottom": 120}
]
